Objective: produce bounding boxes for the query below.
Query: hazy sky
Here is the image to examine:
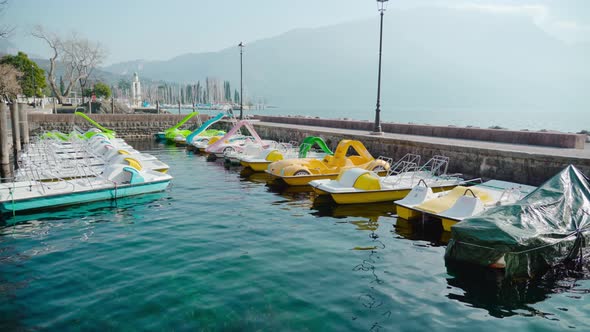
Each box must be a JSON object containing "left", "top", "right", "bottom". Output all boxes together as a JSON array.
[{"left": 2, "top": 0, "right": 589, "bottom": 64}]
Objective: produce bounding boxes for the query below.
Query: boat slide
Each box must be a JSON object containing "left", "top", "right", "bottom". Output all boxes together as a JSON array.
[
  {"left": 205, "top": 120, "right": 271, "bottom": 158},
  {"left": 163, "top": 112, "right": 200, "bottom": 142},
  {"left": 74, "top": 112, "right": 116, "bottom": 138},
  {"left": 298, "top": 136, "right": 333, "bottom": 158},
  {"left": 185, "top": 112, "right": 227, "bottom": 144}
]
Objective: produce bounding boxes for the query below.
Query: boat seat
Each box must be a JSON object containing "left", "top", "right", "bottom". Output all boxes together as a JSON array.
[
  {"left": 123, "top": 167, "right": 145, "bottom": 184},
  {"left": 396, "top": 186, "right": 435, "bottom": 207},
  {"left": 416, "top": 186, "right": 492, "bottom": 214},
  {"left": 336, "top": 168, "right": 371, "bottom": 187},
  {"left": 439, "top": 195, "right": 485, "bottom": 220}
]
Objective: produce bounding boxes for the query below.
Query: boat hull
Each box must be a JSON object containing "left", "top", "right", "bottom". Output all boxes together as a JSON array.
[
  {"left": 395, "top": 205, "right": 422, "bottom": 220},
  {"left": 441, "top": 217, "right": 459, "bottom": 232},
  {"left": 331, "top": 189, "right": 412, "bottom": 204},
  {"left": 279, "top": 173, "right": 340, "bottom": 186},
  {"left": 0, "top": 180, "right": 170, "bottom": 214},
  {"left": 154, "top": 132, "right": 166, "bottom": 141},
  {"left": 242, "top": 161, "right": 270, "bottom": 172},
  {"left": 329, "top": 185, "right": 457, "bottom": 205},
  {"left": 311, "top": 187, "right": 329, "bottom": 196}
]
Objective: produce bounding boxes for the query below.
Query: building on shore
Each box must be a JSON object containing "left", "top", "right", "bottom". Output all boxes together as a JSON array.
[{"left": 131, "top": 72, "right": 142, "bottom": 107}]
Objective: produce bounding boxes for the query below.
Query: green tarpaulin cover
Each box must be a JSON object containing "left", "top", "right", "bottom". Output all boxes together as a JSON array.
[{"left": 445, "top": 165, "right": 590, "bottom": 277}]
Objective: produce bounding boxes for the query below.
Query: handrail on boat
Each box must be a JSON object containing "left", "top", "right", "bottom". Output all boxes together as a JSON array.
[
  {"left": 417, "top": 178, "right": 429, "bottom": 188},
  {"left": 463, "top": 188, "right": 478, "bottom": 198}
]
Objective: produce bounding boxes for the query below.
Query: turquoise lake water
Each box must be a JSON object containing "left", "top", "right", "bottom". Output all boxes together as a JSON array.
[{"left": 1, "top": 141, "right": 589, "bottom": 331}]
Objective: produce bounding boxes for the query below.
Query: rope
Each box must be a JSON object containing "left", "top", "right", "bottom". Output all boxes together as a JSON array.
[
  {"left": 9, "top": 187, "right": 15, "bottom": 218},
  {"left": 455, "top": 225, "right": 590, "bottom": 255}
]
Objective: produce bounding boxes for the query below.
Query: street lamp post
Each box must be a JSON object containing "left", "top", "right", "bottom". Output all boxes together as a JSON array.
[
  {"left": 372, "top": 0, "right": 388, "bottom": 135},
  {"left": 238, "top": 42, "right": 244, "bottom": 120}
]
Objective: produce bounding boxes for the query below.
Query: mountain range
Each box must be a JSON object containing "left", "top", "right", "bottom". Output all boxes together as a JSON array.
[{"left": 98, "top": 7, "right": 589, "bottom": 111}]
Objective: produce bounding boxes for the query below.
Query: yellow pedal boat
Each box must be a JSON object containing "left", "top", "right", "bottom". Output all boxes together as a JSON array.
[
  {"left": 395, "top": 180, "right": 536, "bottom": 231},
  {"left": 265, "top": 139, "right": 390, "bottom": 186},
  {"left": 309, "top": 155, "right": 464, "bottom": 204}
]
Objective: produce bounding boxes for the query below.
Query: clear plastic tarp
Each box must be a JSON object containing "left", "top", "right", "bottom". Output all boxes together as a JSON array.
[{"left": 445, "top": 165, "right": 590, "bottom": 277}]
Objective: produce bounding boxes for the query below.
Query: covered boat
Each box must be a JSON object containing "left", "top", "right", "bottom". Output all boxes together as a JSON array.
[{"left": 445, "top": 165, "right": 590, "bottom": 278}]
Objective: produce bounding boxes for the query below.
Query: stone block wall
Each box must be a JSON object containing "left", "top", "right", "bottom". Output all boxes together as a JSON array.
[{"left": 250, "top": 123, "right": 590, "bottom": 186}]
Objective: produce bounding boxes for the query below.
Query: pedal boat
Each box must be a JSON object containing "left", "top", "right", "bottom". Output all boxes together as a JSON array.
[
  {"left": 241, "top": 136, "right": 333, "bottom": 172},
  {"left": 309, "top": 155, "right": 464, "bottom": 204},
  {"left": 395, "top": 180, "right": 536, "bottom": 231},
  {"left": 225, "top": 141, "right": 288, "bottom": 166},
  {"left": 0, "top": 164, "right": 172, "bottom": 214},
  {"left": 205, "top": 120, "right": 271, "bottom": 159},
  {"left": 265, "top": 139, "right": 390, "bottom": 186},
  {"left": 163, "top": 112, "right": 199, "bottom": 143},
  {"left": 176, "top": 112, "right": 228, "bottom": 145}
]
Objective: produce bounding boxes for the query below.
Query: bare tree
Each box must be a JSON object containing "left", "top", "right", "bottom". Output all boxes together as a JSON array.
[
  {"left": 0, "top": 64, "right": 22, "bottom": 102},
  {"left": 62, "top": 36, "right": 106, "bottom": 102},
  {"left": 32, "top": 26, "right": 106, "bottom": 104}
]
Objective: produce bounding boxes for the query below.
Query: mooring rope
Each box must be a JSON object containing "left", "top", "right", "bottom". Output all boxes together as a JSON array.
[
  {"left": 9, "top": 187, "right": 15, "bottom": 218},
  {"left": 456, "top": 226, "right": 590, "bottom": 254}
]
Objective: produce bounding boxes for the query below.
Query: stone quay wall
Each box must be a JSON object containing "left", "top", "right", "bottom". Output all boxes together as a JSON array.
[
  {"left": 248, "top": 122, "right": 590, "bottom": 186},
  {"left": 253, "top": 115, "right": 586, "bottom": 149},
  {"left": 28, "top": 113, "right": 208, "bottom": 139},
  {"left": 26, "top": 114, "right": 590, "bottom": 186}
]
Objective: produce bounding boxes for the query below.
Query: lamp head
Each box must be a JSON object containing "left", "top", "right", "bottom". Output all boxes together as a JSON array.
[{"left": 377, "top": 0, "right": 389, "bottom": 11}]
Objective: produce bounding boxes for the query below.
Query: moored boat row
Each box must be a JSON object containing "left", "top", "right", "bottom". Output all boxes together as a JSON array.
[
  {"left": 1, "top": 117, "right": 173, "bottom": 216},
  {"left": 178, "top": 116, "right": 589, "bottom": 278}
]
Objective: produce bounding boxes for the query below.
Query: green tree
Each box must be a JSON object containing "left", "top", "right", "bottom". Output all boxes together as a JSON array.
[
  {"left": 117, "top": 79, "right": 131, "bottom": 95},
  {"left": 0, "top": 51, "right": 47, "bottom": 97},
  {"left": 94, "top": 82, "right": 111, "bottom": 99},
  {"left": 224, "top": 81, "right": 232, "bottom": 102},
  {"left": 234, "top": 89, "right": 240, "bottom": 104},
  {"left": 82, "top": 88, "right": 93, "bottom": 97}
]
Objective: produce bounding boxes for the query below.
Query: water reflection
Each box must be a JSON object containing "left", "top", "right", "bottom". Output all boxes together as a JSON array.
[
  {"left": 0, "top": 192, "right": 168, "bottom": 228},
  {"left": 394, "top": 218, "right": 448, "bottom": 246},
  {"left": 311, "top": 197, "right": 396, "bottom": 221},
  {"left": 239, "top": 168, "right": 274, "bottom": 185},
  {"left": 348, "top": 209, "right": 391, "bottom": 331},
  {"left": 446, "top": 252, "right": 590, "bottom": 320}
]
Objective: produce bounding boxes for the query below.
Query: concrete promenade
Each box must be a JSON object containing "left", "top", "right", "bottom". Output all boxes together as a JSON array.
[{"left": 252, "top": 121, "right": 590, "bottom": 186}]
